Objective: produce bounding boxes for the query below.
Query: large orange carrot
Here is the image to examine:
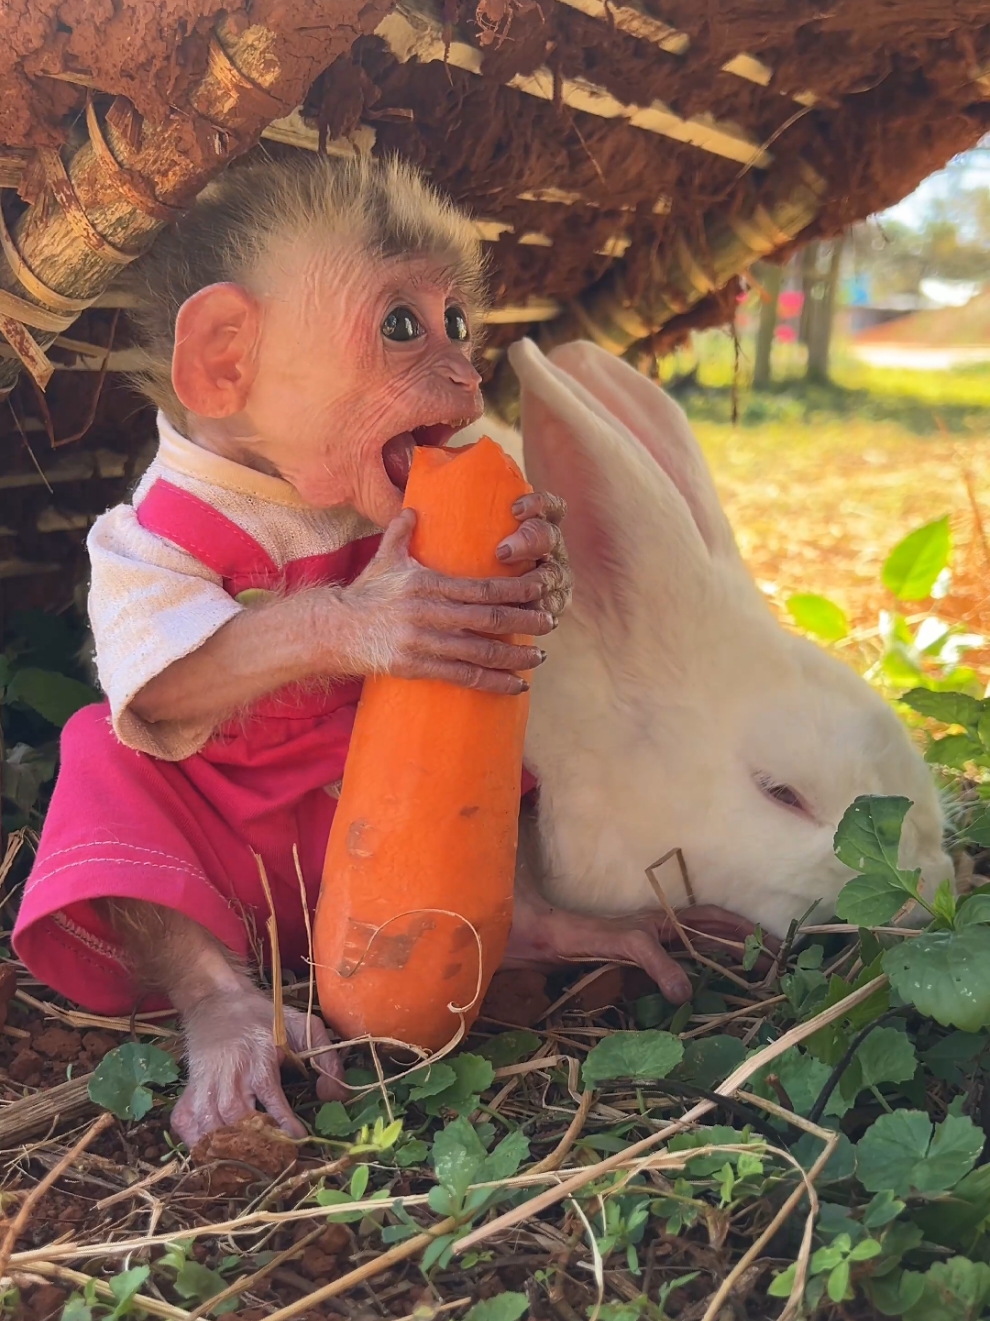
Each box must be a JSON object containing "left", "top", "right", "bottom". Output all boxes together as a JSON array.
[{"left": 314, "top": 437, "right": 534, "bottom": 1050}]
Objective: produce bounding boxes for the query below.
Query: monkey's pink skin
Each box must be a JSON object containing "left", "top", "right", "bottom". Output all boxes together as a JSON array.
[{"left": 314, "top": 439, "right": 533, "bottom": 1051}]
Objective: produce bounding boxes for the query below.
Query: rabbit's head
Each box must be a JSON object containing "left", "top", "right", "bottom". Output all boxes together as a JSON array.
[{"left": 505, "top": 337, "right": 953, "bottom": 936}]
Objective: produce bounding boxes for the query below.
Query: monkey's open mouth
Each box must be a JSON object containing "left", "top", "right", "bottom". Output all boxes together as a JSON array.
[{"left": 381, "top": 422, "right": 463, "bottom": 491}]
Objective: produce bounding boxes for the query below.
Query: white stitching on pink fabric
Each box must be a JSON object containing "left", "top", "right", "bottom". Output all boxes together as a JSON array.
[
  {"left": 52, "top": 910, "right": 120, "bottom": 959},
  {"left": 33, "top": 840, "right": 216, "bottom": 868},
  {"left": 24, "top": 856, "right": 215, "bottom": 895}
]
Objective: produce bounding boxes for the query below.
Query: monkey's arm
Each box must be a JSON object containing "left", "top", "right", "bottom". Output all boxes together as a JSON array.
[
  {"left": 100, "top": 899, "right": 346, "bottom": 1147},
  {"left": 132, "top": 508, "right": 555, "bottom": 727}
]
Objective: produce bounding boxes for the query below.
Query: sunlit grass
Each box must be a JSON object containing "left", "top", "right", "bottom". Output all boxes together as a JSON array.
[{"left": 669, "top": 335, "right": 990, "bottom": 689}]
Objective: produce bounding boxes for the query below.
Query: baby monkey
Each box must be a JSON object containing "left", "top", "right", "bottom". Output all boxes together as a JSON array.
[{"left": 14, "top": 154, "right": 757, "bottom": 1146}]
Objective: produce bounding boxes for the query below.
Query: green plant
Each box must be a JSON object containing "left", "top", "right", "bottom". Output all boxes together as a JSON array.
[{"left": 1, "top": 608, "right": 99, "bottom": 829}]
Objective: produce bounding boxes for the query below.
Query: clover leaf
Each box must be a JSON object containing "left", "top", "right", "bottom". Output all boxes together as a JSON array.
[
  {"left": 884, "top": 926, "right": 990, "bottom": 1032},
  {"left": 582, "top": 1030, "right": 683, "bottom": 1088},
  {"left": 856, "top": 1110, "right": 983, "bottom": 1197},
  {"left": 88, "top": 1042, "right": 178, "bottom": 1121}
]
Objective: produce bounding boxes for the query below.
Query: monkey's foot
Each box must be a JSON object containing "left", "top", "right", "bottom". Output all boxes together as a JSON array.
[
  {"left": 502, "top": 888, "right": 763, "bottom": 1005},
  {"left": 172, "top": 988, "right": 347, "bottom": 1148}
]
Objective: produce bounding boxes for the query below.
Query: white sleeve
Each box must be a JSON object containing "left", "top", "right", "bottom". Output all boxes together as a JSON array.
[{"left": 87, "top": 504, "right": 243, "bottom": 760}]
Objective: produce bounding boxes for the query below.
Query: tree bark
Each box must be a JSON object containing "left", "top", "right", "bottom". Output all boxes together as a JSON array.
[
  {"left": 752, "top": 261, "right": 783, "bottom": 389},
  {"left": 806, "top": 236, "right": 844, "bottom": 384}
]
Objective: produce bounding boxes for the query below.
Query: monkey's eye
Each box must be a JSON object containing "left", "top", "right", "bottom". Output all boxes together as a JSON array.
[
  {"left": 382, "top": 307, "right": 423, "bottom": 342},
  {"left": 445, "top": 306, "right": 470, "bottom": 342}
]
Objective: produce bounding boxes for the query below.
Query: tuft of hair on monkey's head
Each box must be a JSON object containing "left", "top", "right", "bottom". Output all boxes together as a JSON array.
[{"left": 123, "top": 152, "right": 489, "bottom": 428}]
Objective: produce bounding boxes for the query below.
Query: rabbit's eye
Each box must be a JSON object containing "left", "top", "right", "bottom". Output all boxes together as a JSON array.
[{"left": 755, "top": 774, "right": 809, "bottom": 817}]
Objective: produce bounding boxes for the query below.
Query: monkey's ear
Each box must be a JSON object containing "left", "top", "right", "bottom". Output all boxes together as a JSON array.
[{"left": 171, "top": 282, "right": 261, "bottom": 419}]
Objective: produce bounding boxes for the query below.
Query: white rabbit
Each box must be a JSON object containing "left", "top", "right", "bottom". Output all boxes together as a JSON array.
[{"left": 458, "top": 339, "right": 952, "bottom": 937}]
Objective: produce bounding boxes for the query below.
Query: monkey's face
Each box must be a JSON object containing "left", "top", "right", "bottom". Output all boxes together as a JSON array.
[{"left": 244, "top": 248, "right": 484, "bottom": 524}]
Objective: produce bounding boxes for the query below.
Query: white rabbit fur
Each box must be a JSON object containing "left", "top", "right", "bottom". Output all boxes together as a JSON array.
[{"left": 455, "top": 339, "right": 953, "bottom": 937}]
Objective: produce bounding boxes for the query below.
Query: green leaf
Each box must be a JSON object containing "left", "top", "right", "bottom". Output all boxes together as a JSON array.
[
  {"left": 88, "top": 1042, "right": 178, "bottom": 1121},
  {"left": 395, "top": 1139, "right": 430, "bottom": 1168},
  {"left": 474, "top": 1031, "right": 541, "bottom": 1068},
  {"left": 464, "top": 1292, "right": 528, "bottom": 1321},
  {"left": 853, "top": 1026, "right": 917, "bottom": 1091},
  {"left": 431, "top": 1116, "right": 486, "bottom": 1206},
  {"left": 315, "top": 1101, "right": 354, "bottom": 1136},
  {"left": 869, "top": 1269, "right": 927, "bottom": 1316},
  {"left": 767, "top": 1263, "right": 797, "bottom": 1298},
  {"left": 933, "top": 879, "right": 958, "bottom": 927},
  {"left": 61, "top": 1300, "right": 93, "bottom": 1321},
  {"left": 863, "top": 1190, "right": 906, "bottom": 1230},
  {"left": 884, "top": 927, "right": 990, "bottom": 1032},
  {"left": 582, "top": 1030, "right": 684, "bottom": 1087},
  {"left": 913, "top": 1165, "right": 990, "bottom": 1252},
  {"left": 856, "top": 1111, "right": 984, "bottom": 1197},
  {"left": 925, "top": 733, "right": 984, "bottom": 770},
  {"left": 109, "top": 1265, "right": 150, "bottom": 1299},
  {"left": 675, "top": 1035, "right": 746, "bottom": 1090},
  {"left": 833, "top": 796, "right": 916, "bottom": 887},
  {"left": 742, "top": 928, "right": 763, "bottom": 972},
  {"left": 828, "top": 1259, "right": 852, "bottom": 1303},
  {"left": 883, "top": 516, "right": 951, "bottom": 601},
  {"left": 900, "top": 688, "right": 983, "bottom": 733},
  {"left": 174, "top": 1260, "right": 228, "bottom": 1304},
  {"left": 4, "top": 666, "right": 99, "bottom": 727},
  {"left": 478, "top": 1128, "right": 530, "bottom": 1183},
  {"left": 835, "top": 874, "right": 907, "bottom": 926},
  {"left": 787, "top": 593, "right": 849, "bottom": 641},
  {"left": 1, "top": 741, "right": 58, "bottom": 814},
  {"left": 420, "top": 1054, "right": 495, "bottom": 1116},
  {"left": 349, "top": 1163, "right": 370, "bottom": 1200},
  {"left": 407, "top": 1061, "right": 459, "bottom": 1101},
  {"left": 904, "top": 1257, "right": 990, "bottom": 1321},
  {"left": 955, "top": 894, "right": 990, "bottom": 929}
]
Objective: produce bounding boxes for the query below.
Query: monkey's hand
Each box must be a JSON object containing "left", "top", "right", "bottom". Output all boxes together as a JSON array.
[
  {"left": 172, "top": 982, "right": 347, "bottom": 1148},
  {"left": 497, "top": 491, "right": 571, "bottom": 621},
  {"left": 503, "top": 881, "right": 768, "bottom": 1005},
  {"left": 337, "top": 509, "right": 556, "bottom": 695}
]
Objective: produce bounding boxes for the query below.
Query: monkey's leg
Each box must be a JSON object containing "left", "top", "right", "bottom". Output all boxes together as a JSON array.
[{"left": 100, "top": 899, "right": 346, "bottom": 1147}]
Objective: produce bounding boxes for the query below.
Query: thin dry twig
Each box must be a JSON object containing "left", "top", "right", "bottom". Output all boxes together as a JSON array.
[
  {"left": 21, "top": 1260, "right": 191, "bottom": 1320},
  {"left": 259, "top": 1214, "right": 463, "bottom": 1321},
  {"left": 0, "top": 1110, "right": 114, "bottom": 1277},
  {"left": 184, "top": 1224, "right": 325, "bottom": 1321},
  {"left": 530, "top": 1091, "right": 595, "bottom": 1174},
  {"left": 453, "top": 976, "right": 887, "bottom": 1254}
]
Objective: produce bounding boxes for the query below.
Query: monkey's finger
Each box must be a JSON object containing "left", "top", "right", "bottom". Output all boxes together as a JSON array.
[
  {"left": 252, "top": 1070, "right": 308, "bottom": 1139},
  {"left": 617, "top": 931, "right": 694, "bottom": 1004},
  {"left": 496, "top": 517, "right": 563, "bottom": 565},
  {"left": 392, "top": 656, "right": 530, "bottom": 695},
  {"left": 511, "top": 491, "right": 567, "bottom": 525},
  {"left": 539, "top": 553, "right": 572, "bottom": 619},
  {"left": 373, "top": 508, "right": 417, "bottom": 562},
  {"left": 413, "top": 630, "right": 546, "bottom": 673},
  {"left": 285, "top": 1011, "right": 349, "bottom": 1101},
  {"left": 427, "top": 569, "right": 547, "bottom": 607},
  {"left": 424, "top": 600, "right": 554, "bottom": 637}
]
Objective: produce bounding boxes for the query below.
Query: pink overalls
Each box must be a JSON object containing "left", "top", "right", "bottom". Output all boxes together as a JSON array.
[{"left": 15, "top": 479, "right": 534, "bottom": 1016}]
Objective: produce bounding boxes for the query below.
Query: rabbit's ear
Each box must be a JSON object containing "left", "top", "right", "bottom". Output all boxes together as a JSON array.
[
  {"left": 509, "top": 337, "right": 712, "bottom": 631},
  {"left": 545, "top": 341, "right": 743, "bottom": 564}
]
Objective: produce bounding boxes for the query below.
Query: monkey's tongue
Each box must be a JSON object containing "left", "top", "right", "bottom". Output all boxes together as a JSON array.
[
  {"left": 382, "top": 424, "right": 455, "bottom": 490},
  {"left": 382, "top": 432, "right": 416, "bottom": 490}
]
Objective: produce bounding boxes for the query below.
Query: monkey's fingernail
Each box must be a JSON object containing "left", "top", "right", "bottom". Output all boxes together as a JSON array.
[
  {"left": 495, "top": 543, "right": 512, "bottom": 561},
  {"left": 551, "top": 616, "right": 560, "bottom": 629},
  {"left": 518, "top": 679, "right": 530, "bottom": 692},
  {"left": 511, "top": 498, "right": 527, "bottom": 516},
  {"left": 536, "top": 649, "right": 548, "bottom": 663}
]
